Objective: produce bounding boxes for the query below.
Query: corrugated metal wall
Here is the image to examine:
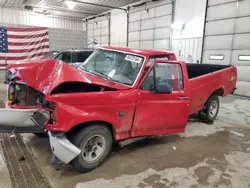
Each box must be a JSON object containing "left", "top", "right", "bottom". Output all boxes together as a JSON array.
[
  {"left": 172, "top": 37, "right": 203, "bottom": 63},
  {"left": 87, "top": 13, "right": 110, "bottom": 46},
  {"left": 0, "top": 8, "right": 84, "bottom": 31},
  {"left": 128, "top": 0, "right": 173, "bottom": 50},
  {"left": 202, "top": 0, "right": 250, "bottom": 97}
]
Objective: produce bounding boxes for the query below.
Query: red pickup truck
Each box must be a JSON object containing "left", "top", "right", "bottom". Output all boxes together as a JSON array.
[{"left": 0, "top": 46, "right": 237, "bottom": 172}]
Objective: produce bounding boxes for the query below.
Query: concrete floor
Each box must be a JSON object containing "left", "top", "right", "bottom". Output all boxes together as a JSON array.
[{"left": 0, "top": 84, "right": 250, "bottom": 188}]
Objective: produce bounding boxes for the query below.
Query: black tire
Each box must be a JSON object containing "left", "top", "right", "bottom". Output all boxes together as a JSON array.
[
  {"left": 199, "top": 95, "right": 220, "bottom": 123},
  {"left": 70, "top": 124, "right": 113, "bottom": 173}
]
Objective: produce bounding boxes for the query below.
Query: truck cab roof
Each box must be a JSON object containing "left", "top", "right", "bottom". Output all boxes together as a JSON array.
[{"left": 101, "top": 46, "right": 175, "bottom": 57}]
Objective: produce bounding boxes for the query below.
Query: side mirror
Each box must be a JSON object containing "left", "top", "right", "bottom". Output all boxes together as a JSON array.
[{"left": 153, "top": 83, "right": 172, "bottom": 94}]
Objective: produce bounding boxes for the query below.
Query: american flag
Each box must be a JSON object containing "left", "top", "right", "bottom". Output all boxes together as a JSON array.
[{"left": 0, "top": 26, "right": 49, "bottom": 69}]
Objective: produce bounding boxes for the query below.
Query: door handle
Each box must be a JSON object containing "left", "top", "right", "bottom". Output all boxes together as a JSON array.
[{"left": 178, "top": 96, "right": 189, "bottom": 100}]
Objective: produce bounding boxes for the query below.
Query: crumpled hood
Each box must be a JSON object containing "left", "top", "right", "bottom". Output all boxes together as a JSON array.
[{"left": 8, "top": 59, "right": 130, "bottom": 95}]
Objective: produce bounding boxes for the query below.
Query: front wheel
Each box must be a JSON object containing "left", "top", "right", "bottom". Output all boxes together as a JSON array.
[
  {"left": 70, "top": 124, "right": 113, "bottom": 173},
  {"left": 199, "top": 95, "right": 220, "bottom": 123}
]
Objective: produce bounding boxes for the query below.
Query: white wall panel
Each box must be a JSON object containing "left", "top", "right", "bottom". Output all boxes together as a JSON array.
[
  {"left": 236, "top": 66, "right": 250, "bottom": 82},
  {"left": 154, "top": 28, "right": 170, "bottom": 39},
  {"left": 129, "top": 32, "right": 140, "bottom": 41},
  {"left": 129, "top": 12, "right": 141, "bottom": 22},
  {"left": 140, "top": 30, "right": 154, "bottom": 40},
  {"left": 236, "top": 17, "right": 250, "bottom": 33},
  {"left": 141, "top": 9, "right": 155, "bottom": 20},
  {"left": 141, "top": 19, "right": 155, "bottom": 30},
  {"left": 202, "top": 0, "right": 250, "bottom": 96},
  {"left": 110, "top": 10, "right": 127, "bottom": 47},
  {"left": 128, "top": 0, "right": 172, "bottom": 50},
  {"left": 129, "top": 41, "right": 140, "bottom": 48},
  {"left": 207, "top": 2, "right": 236, "bottom": 21},
  {"left": 140, "top": 41, "right": 153, "bottom": 49},
  {"left": 205, "top": 19, "right": 234, "bottom": 35},
  {"left": 205, "top": 35, "right": 233, "bottom": 50},
  {"left": 155, "top": 15, "right": 172, "bottom": 27},
  {"left": 154, "top": 40, "right": 170, "bottom": 50},
  {"left": 208, "top": 0, "right": 235, "bottom": 6},
  {"left": 203, "top": 50, "right": 231, "bottom": 65},
  {"left": 232, "top": 50, "right": 250, "bottom": 66},
  {"left": 234, "top": 34, "right": 250, "bottom": 49},
  {"left": 101, "top": 27, "right": 109, "bottom": 35},
  {"left": 155, "top": 4, "right": 172, "bottom": 17},
  {"left": 235, "top": 81, "right": 250, "bottom": 96},
  {"left": 87, "top": 14, "right": 110, "bottom": 46},
  {"left": 238, "top": 0, "right": 250, "bottom": 17},
  {"left": 129, "top": 22, "right": 140, "bottom": 32},
  {"left": 101, "top": 36, "right": 109, "bottom": 44}
]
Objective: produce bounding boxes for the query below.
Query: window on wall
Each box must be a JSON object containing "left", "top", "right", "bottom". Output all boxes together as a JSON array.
[
  {"left": 141, "top": 63, "right": 184, "bottom": 92},
  {"left": 238, "top": 55, "right": 250, "bottom": 61},
  {"left": 209, "top": 54, "right": 224, "bottom": 60}
]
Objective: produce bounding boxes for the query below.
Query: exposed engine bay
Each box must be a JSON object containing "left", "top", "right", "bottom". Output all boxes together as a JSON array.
[{"left": 8, "top": 82, "right": 44, "bottom": 106}]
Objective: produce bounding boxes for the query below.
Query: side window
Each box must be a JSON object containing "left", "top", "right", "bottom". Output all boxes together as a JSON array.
[
  {"left": 55, "top": 52, "right": 71, "bottom": 63},
  {"left": 75, "top": 51, "right": 91, "bottom": 63},
  {"left": 141, "top": 63, "right": 183, "bottom": 91}
]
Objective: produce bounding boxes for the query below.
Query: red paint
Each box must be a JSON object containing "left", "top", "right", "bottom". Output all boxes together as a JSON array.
[{"left": 7, "top": 46, "right": 237, "bottom": 140}]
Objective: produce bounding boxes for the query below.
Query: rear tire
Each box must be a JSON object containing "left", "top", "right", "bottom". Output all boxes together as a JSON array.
[
  {"left": 70, "top": 124, "right": 113, "bottom": 173},
  {"left": 199, "top": 95, "right": 220, "bottom": 123}
]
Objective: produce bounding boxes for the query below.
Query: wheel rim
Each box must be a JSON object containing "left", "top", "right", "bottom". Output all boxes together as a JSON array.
[
  {"left": 81, "top": 135, "right": 106, "bottom": 163},
  {"left": 209, "top": 101, "right": 218, "bottom": 118}
]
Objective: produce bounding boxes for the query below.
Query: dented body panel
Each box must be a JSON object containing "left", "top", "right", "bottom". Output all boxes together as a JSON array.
[{"left": 2, "top": 46, "right": 237, "bottom": 140}]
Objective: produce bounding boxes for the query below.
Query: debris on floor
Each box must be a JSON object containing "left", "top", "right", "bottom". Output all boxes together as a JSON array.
[{"left": 230, "top": 130, "right": 245, "bottom": 137}]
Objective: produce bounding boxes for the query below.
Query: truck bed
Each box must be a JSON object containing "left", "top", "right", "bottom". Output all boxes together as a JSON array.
[
  {"left": 187, "top": 63, "right": 237, "bottom": 115},
  {"left": 186, "top": 64, "right": 230, "bottom": 79}
]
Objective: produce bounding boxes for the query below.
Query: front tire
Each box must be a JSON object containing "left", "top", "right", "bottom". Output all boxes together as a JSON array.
[
  {"left": 199, "top": 95, "right": 220, "bottom": 123},
  {"left": 70, "top": 124, "right": 113, "bottom": 173}
]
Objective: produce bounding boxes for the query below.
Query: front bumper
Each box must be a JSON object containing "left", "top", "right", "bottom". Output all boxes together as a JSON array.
[
  {"left": 0, "top": 108, "right": 49, "bottom": 133},
  {"left": 48, "top": 132, "right": 81, "bottom": 164}
]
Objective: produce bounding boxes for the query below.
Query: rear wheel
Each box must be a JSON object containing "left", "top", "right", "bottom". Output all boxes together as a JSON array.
[
  {"left": 199, "top": 95, "right": 220, "bottom": 123},
  {"left": 70, "top": 124, "right": 113, "bottom": 173}
]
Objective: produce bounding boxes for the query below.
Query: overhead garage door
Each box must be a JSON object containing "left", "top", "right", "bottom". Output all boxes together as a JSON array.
[
  {"left": 128, "top": 0, "right": 173, "bottom": 50},
  {"left": 202, "top": 0, "right": 250, "bottom": 96},
  {"left": 87, "top": 13, "right": 110, "bottom": 46}
]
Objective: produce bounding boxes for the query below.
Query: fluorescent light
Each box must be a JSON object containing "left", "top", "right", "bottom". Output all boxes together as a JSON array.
[
  {"left": 65, "top": 1, "right": 75, "bottom": 9},
  {"left": 209, "top": 55, "right": 224, "bottom": 60},
  {"left": 239, "top": 55, "right": 250, "bottom": 61}
]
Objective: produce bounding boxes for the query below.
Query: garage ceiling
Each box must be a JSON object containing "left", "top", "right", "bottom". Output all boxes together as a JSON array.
[{"left": 0, "top": 0, "right": 142, "bottom": 18}]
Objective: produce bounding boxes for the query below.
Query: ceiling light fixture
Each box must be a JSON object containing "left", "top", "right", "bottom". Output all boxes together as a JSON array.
[{"left": 65, "top": 1, "right": 75, "bottom": 9}]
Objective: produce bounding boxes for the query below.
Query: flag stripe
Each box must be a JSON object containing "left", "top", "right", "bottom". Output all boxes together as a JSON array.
[
  {"left": 7, "top": 45, "right": 49, "bottom": 53},
  {"left": 7, "top": 36, "right": 49, "bottom": 43},
  {"left": 8, "top": 32, "right": 49, "bottom": 39},
  {"left": 7, "top": 29, "right": 48, "bottom": 36},
  {"left": 7, "top": 27, "right": 48, "bottom": 32},
  {"left": 0, "top": 52, "right": 49, "bottom": 60},
  {"left": 7, "top": 38, "right": 49, "bottom": 46},
  {"left": 0, "top": 48, "right": 49, "bottom": 57},
  {"left": 8, "top": 42, "right": 49, "bottom": 50}
]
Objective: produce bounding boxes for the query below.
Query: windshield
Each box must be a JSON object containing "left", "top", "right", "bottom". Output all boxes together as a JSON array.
[{"left": 79, "top": 49, "right": 144, "bottom": 86}]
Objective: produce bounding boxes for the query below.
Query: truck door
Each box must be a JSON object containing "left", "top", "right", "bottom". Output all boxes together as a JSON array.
[{"left": 131, "top": 60, "right": 190, "bottom": 137}]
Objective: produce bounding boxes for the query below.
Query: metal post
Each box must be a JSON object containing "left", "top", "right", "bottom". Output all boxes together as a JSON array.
[
  {"left": 200, "top": 0, "right": 209, "bottom": 64},
  {"left": 108, "top": 12, "right": 111, "bottom": 46},
  {"left": 229, "top": 0, "right": 239, "bottom": 65},
  {"left": 126, "top": 8, "right": 130, "bottom": 47}
]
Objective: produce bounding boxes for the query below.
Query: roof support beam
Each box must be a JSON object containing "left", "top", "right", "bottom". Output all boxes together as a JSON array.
[{"left": 71, "top": 0, "right": 127, "bottom": 11}]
